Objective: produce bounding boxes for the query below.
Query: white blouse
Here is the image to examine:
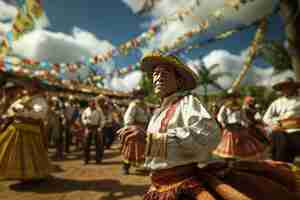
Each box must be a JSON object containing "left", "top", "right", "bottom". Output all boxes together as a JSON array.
[
  {"left": 217, "top": 105, "right": 250, "bottom": 127},
  {"left": 7, "top": 95, "right": 48, "bottom": 120},
  {"left": 144, "top": 92, "right": 221, "bottom": 170},
  {"left": 263, "top": 96, "right": 300, "bottom": 133},
  {"left": 124, "top": 100, "right": 149, "bottom": 126}
]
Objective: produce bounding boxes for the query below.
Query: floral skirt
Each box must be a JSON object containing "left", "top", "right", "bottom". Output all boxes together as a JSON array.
[
  {"left": 0, "top": 122, "right": 52, "bottom": 180},
  {"left": 144, "top": 160, "right": 300, "bottom": 200},
  {"left": 213, "top": 126, "right": 267, "bottom": 159}
]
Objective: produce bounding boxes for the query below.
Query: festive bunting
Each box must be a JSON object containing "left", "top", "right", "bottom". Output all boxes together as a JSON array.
[
  {"left": 0, "top": 14, "right": 269, "bottom": 88},
  {"left": 0, "top": 0, "right": 270, "bottom": 91},
  {"left": 0, "top": 0, "right": 256, "bottom": 75},
  {"left": 0, "top": 0, "right": 46, "bottom": 57}
]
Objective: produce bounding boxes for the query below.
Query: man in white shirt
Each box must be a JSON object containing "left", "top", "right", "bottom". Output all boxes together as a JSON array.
[
  {"left": 121, "top": 53, "right": 300, "bottom": 200},
  {"left": 81, "top": 99, "right": 105, "bottom": 164},
  {"left": 263, "top": 77, "right": 300, "bottom": 162}
]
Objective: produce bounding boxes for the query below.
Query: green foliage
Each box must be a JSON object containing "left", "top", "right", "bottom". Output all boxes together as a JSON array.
[
  {"left": 138, "top": 73, "right": 159, "bottom": 104},
  {"left": 196, "top": 63, "right": 232, "bottom": 104},
  {"left": 201, "top": 85, "right": 278, "bottom": 113},
  {"left": 257, "top": 40, "right": 293, "bottom": 74}
]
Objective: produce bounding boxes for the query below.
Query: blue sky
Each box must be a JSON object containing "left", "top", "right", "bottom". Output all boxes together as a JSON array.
[
  {"left": 0, "top": 0, "right": 290, "bottom": 91},
  {"left": 42, "top": 0, "right": 284, "bottom": 66},
  {"left": 43, "top": 0, "right": 148, "bottom": 44}
]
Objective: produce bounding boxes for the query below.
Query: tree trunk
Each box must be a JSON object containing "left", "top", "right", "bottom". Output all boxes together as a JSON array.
[
  {"left": 279, "top": 0, "right": 300, "bottom": 80},
  {"left": 231, "top": 18, "right": 267, "bottom": 91},
  {"left": 203, "top": 84, "right": 208, "bottom": 106}
]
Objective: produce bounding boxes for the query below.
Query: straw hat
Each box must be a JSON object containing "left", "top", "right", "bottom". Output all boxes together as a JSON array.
[
  {"left": 141, "top": 53, "right": 199, "bottom": 90},
  {"left": 272, "top": 77, "right": 300, "bottom": 91}
]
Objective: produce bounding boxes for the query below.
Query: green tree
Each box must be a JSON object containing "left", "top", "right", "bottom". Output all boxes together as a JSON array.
[
  {"left": 138, "top": 73, "right": 159, "bottom": 104},
  {"left": 197, "top": 63, "right": 232, "bottom": 105},
  {"left": 279, "top": 0, "right": 300, "bottom": 80},
  {"left": 257, "top": 40, "right": 293, "bottom": 74}
]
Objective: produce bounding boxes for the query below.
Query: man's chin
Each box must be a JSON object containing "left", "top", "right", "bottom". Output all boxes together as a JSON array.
[{"left": 154, "top": 89, "right": 164, "bottom": 97}]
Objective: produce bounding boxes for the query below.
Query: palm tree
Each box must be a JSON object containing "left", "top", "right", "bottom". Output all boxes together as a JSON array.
[
  {"left": 196, "top": 63, "right": 231, "bottom": 105},
  {"left": 231, "top": 19, "right": 267, "bottom": 90},
  {"left": 279, "top": 0, "right": 300, "bottom": 80},
  {"left": 257, "top": 40, "right": 293, "bottom": 74}
]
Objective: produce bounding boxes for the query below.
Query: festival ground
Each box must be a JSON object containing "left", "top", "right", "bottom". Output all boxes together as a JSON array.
[{"left": 0, "top": 144, "right": 150, "bottom": 200}]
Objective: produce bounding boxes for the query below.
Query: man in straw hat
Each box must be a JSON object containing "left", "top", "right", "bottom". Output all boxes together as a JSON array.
[
  {"left": 81, "top": 98, "right": 105, "bottom": 164},
  {"left": 121, "top": 53, "right": 300, "bottom": 200},
  {"left": 263, "top": 77, "right": 300, "bottom": 163}
]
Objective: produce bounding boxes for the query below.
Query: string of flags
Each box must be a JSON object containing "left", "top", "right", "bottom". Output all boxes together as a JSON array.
[
  {"left": 0, "top": 0, "right": 265, "bottom": 90},
  {"left": 0, "top": 0, "right": 46, "bottom": 57},
  {"left": 0, "top": 15, "right": 268, "bottom": 87},
  {"left": 1, "top": 0, "right": 256, "bottom": 69}
]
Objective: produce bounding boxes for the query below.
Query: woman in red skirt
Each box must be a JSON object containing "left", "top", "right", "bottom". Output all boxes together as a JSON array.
[
  {"left": 118, "top": 89, "right": 150, "bottom": 175},
  {"left": 213, "top": 90, "right": 268, "bottom": 160}
]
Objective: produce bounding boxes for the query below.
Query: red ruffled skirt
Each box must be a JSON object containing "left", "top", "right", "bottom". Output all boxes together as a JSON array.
[
  {"left": 213, "top": 125, "right": 267, "bottom": 159},
  {"left": 119, "top": 125, "right": 146, "bottom": 166}
]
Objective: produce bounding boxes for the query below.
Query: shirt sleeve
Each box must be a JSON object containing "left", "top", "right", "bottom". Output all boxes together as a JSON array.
[
  {"left": 98, "top": 107, "right": 106, "bottom": 129},
  {"left": 81, "top": 109, "right": 88, "bottom": 125},
  {"left": 7, "top": 99, "right": 24, "bottom": 117},
  {"left": 217, "top": 105, "right": 227, "bottom": 127},
  {"left": 263, "top": 100, "right": 279, "bottom": 125},
  {"left": 124, "top": 102, "right": 137, "bottom": 126},
  {"left": 32, "top": 97, "right": 48, "bottom": 119},
  {"left": 166, "top": 95, "right": 221, "bottom": 155}
]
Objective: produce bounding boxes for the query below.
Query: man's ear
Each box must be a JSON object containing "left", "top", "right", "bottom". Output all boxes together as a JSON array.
[{"left": 177, "top": 77, "right": 184, "bottom": 89}]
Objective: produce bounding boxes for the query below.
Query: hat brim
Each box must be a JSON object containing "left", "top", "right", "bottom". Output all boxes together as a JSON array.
[
  {"left": 141, "top": 55, "right": 198, "bottom": 91},
  {"left": 272, "top": 81, "right": 300, "bottom": 90}
]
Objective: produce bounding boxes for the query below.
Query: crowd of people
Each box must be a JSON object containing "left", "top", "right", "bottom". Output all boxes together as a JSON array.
[{"left": 1, "top": 53, "right": 300, "bottom": 199}]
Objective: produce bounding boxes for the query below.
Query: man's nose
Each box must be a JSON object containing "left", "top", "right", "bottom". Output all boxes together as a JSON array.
[{"left": 154, "top": 72, "right": 163, "bottom": 81}]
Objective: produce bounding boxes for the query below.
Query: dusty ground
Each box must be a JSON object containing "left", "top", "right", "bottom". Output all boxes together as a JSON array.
[{"left": 0, "top": 144, "right": 150, "bottom": 200}]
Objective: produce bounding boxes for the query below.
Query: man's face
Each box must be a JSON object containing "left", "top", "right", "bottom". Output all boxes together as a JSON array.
[
  {"left": 90, "top": 102, "right": 96, "bottom": 109},
  {"left": 152, "top": 65, "right": 178, "bottom": 98}
]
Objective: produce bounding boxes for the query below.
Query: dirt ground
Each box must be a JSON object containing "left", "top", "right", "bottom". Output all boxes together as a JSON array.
[{"left": 0, "top": 144, "right": 150, "bottom": 200}]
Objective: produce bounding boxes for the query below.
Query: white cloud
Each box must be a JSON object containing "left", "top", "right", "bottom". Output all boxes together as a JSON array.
[
  {"left": 122, "top": 0, "right": 148, "bottom": 13},
  {"left": 0, "top": 1, "right": 140, "bottom": 92},
  {"left": 12, "top": 27, "right": 114, "bottom": 63},
  {"left": 190, "top": 49, "right": 294, "bottom": 94},
  {"left": 0, "top": 1, "right": 17, "bottom": 21},
  {"left": 123, "top": 0, "right": 277, "bottom": 48},
  {"left": 104, "top": 70, "right": 143, "bottom": 92},
  {"left": 0, "top": 1, "right": 15, "bottom": 40},
  {"left": 7, "top": 27, "right": 122, "bottom": 89}
]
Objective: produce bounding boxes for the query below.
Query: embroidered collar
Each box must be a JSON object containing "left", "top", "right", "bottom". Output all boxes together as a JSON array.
[{"left": 160, "top": 90, "right": 190, "bottom": 108}]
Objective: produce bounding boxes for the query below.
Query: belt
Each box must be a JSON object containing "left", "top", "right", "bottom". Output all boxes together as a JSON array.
[
  {"left": 280, "top": 117, "right": 300, "bottom": 129},
  {"left": 13, "top": 123, "right": 41, "bottom": 134},
  {"left": 151, "top": 164, "right": 198, "bottom": 186}
]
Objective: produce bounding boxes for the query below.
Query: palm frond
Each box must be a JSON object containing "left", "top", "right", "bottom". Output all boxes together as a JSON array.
[{"left": 257, "top": 40, "right": 293, "bottom": 74}]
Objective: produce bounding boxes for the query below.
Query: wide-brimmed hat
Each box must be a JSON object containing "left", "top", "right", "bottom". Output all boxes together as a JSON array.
[
  {"left": 272, "top": 77, "right": 300, "bottom": 91},
  {"left": 141, "top": 53, "right": 199, "bottom": 90}
]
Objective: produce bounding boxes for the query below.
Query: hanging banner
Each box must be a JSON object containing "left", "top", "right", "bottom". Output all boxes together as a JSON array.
[{"left": 0, "top": 0, "right": 46, "bottom": 57}]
